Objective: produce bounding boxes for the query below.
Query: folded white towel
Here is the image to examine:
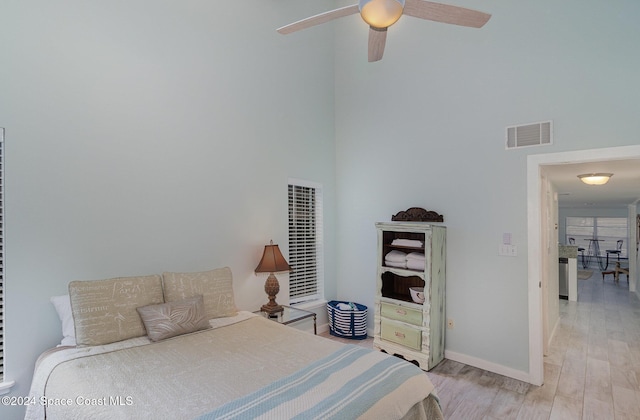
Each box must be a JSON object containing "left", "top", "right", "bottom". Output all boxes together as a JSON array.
[
  {"left": 391, "top": 239, "right": 423, "bottom": 248},
  {"left": 406, "top": 252, "right": 425, "bottom": 261},
  {"left": 337, "top": 303, "right": 353, "bottom": 311},
  {"left": 407, "top": 259, "right": 424, "bottom": 271},
  {"left": 385, "top": 260, "right": 407, "bottom": 268},
  {"left": 385, "top": 250, "right": 407, "bottom": 263}
]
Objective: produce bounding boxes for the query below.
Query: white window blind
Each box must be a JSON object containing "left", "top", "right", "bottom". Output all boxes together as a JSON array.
[
  {"left": 566, "top": 216, "right": 628, "bottom": 258},
  {"left": 288, "top": 180, "right": 323, "bottom": 304},
  {"left": 0, "top": 129, "right": 4, "bottom": 382}
]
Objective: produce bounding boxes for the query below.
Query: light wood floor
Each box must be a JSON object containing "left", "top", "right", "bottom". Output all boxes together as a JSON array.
[{"left": 322, "top": 270, "right": 640, "bottom": 419}]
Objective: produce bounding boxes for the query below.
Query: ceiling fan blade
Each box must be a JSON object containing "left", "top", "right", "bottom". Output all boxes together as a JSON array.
[
  {"left": 403, "top": 0, "right": 491, "bottom": 28},
  {"left": 277, "top": 4, "right": 360, "bottom": 34},
  {"left": 368, "top": 27, "right": 388, "bottom": 62}
]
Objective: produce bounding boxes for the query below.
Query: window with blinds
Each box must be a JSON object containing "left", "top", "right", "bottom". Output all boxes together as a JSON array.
[
  {"left": 566, "top": 216, "right": 628, "bottom": 258},
  {"left": 288, "top": 180, "right": 323, "bottom": 304},
  {"left": 0, "top": 129, "right": 4, "bottom": 382}
]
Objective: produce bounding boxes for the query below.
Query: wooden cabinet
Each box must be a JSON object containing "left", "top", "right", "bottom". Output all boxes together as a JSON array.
[{"left": 373, "top": 222, "right": 446, "bottom": 370}]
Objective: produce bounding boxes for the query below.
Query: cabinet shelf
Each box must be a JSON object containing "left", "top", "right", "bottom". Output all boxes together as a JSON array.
[
  {"left": 383, "top": 244, "right": 425, "bottom": 252},
  {"left": 380, "top": 266, "right": 425, "bottom": 276},
  {"left": 381, "top": 293, "right": 422, "bottom": 305}
]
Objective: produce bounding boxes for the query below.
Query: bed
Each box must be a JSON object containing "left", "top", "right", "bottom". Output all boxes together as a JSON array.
[{"left": 26, "top": 267, "right": 443, "bottom": 419}]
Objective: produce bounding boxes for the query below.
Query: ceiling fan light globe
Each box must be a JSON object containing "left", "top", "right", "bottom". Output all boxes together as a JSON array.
[{"left": 359, "top": 0, "right": 405, "bottom": 28}]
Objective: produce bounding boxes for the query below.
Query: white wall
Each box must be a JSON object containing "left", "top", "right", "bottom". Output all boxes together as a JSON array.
[
  {"left": 0, "top": 1, "right": 338, "bottom": 418},
  {"left": 334, "top": 0, "right": 640, "bottom": 377}
]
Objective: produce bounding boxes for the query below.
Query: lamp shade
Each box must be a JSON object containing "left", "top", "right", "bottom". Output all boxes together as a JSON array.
[
  {"left": 359, "top": 0, "right": 405, "bottom": 28},
  {"left": 255, "top": 241, "right": 291, "bottom": 274},
  {"left": 578, "top": 173, "right": 613, "bottom": 186}
]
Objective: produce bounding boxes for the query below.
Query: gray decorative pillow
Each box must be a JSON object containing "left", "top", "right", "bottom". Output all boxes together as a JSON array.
[
  {"left": 69, "top": 274, "right": 164, "bottom": 346},
  {"left": 137, "top": 295, "right": 210, "bottom": 342},
  {"left": 162, "top": 267, "right": 237, "bottom": 320}
]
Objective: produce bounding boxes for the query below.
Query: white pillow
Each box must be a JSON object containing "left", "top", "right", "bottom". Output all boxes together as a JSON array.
[{"left": 50, "top": 295, "right": 76, "bottom": 347}]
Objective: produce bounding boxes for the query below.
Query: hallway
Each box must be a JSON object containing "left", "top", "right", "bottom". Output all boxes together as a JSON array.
[
  {"left": 541, "top": 269, "right": 640, "bottom": 419},
  {"left": 427, "top": 270, "right": 640, "bottom": 419}
]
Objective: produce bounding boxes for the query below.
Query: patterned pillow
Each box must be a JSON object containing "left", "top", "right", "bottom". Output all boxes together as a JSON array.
[
  {"left": 162, "top": 267, "right": 237, "bottom": 320},
  {"left": 137, "top": 295, "right": 210, "bottom": 342},
  {"left": 69, "top": 274, "right": 164, "bottom": 346}
]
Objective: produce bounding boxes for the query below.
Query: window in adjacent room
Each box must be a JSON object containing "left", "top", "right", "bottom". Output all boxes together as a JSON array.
[
  {"left": 566, "top": 216, "right": 628, "bottom": 259},
  {"left": 288, "top": 179, "right": 324, "bottom": 304}
]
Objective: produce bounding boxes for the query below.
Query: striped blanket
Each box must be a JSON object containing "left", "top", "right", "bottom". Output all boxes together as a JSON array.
[{"left": 196, "top": 345, "right": 435, "bottom": 420}]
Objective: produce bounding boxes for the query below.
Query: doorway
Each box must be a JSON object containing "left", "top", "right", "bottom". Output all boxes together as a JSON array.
[{"left": 527, "top": 144, "right": 640, "bottom": 386}]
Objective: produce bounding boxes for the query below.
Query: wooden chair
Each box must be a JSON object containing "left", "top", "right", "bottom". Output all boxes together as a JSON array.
[
  {"left": 602, "top": 270, "right": 615, "bottom": 282},
  {"left": 614, "top": 261, "right": 629, "bottom": 284}
]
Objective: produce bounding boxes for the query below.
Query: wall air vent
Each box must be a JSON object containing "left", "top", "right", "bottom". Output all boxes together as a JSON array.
[{"left": 505, "top": 120, "right": 553, "bottom": 150}]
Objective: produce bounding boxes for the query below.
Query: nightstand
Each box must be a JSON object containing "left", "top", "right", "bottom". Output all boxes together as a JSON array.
[{"left": 255, "top": 305, "right": 317, "bottom": 335}]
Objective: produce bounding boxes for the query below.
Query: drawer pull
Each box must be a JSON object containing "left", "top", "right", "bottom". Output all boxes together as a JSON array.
[
  {"left": 395, "top": 331, "right": 405, "bottom": 339},
  {"left": 395, "top": 309, "right": 407, "bottom": 316}
]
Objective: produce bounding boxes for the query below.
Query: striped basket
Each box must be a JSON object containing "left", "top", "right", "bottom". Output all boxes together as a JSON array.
[{"left": 327, "top": 300, "right": 368, "bottom": 340}]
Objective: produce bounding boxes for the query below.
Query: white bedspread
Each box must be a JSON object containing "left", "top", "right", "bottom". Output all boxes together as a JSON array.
[
  {"left": 26, "top": 311, "right": 442, "bottom": 420},
  {"left": 197, "top": 345, "right": 434, "bottom": 420}
]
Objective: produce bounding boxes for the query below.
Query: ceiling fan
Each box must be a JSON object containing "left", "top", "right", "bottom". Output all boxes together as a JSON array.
[{"left": 277, "top": 0, "right": 491, "bottom": 62}]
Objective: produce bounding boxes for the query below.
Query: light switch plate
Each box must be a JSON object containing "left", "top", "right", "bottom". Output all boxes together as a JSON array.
[{"left": 499, "top": 244, "right": 517, "bottom": 257}]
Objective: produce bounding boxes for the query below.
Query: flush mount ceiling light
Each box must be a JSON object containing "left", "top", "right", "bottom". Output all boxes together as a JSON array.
[{"left": 577, "top": 173, "right": 613, "bottom": 185}]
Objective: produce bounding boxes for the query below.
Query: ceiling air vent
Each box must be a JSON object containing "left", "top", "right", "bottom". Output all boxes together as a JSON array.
[{"left": 505, "top": 120, "right": 552, "bottom": 150}]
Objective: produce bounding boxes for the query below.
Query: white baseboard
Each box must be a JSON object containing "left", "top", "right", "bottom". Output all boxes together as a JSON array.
[
  {"left": 444, "top": 350, "right": 532, "bottom": 384},
  {"left": 318, "top": 322, "right": 329, "bottom": 335},
  {"left": 319, "top": 327, "right": 531, "bottom": 383}
]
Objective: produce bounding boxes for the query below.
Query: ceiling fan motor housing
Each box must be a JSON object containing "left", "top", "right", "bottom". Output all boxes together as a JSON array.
[{"left": 359, "top": 0, "right": 406, "bottom": 28}]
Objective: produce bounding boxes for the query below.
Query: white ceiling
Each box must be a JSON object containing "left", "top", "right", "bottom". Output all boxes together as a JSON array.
[{"left": 544, "top": 158, "right": 640, "bottom": 208}]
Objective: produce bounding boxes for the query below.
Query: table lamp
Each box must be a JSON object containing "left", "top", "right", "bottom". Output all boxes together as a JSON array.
[{"left": 255, "top": 240, "right": 291, "bottom": 314}]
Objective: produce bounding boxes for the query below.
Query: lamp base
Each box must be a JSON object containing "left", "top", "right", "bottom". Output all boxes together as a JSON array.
[
  {"left": 261, "top": 302, "right": 284, "bottom": 315},
  {"left": 262, "top": 273, "right": 284, "bottom": 315}
]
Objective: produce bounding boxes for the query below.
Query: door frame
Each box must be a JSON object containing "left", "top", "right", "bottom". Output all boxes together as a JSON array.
[{"left": 527, "top": 144, "right": 640, "bottom": 386}]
